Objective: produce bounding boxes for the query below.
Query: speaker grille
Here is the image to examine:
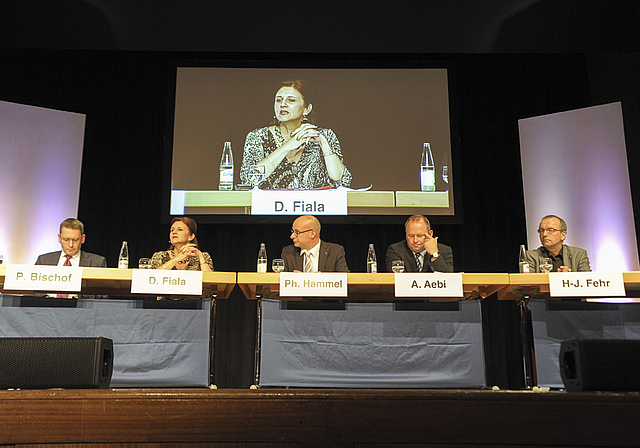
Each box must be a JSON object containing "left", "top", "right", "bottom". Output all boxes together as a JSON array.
[{"left": 0, "top": 337, "right": 113, "bottom": 389}]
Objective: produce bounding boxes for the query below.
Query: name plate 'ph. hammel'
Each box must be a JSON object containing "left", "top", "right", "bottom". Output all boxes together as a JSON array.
[
  {"left": 279, "top": 272, "right": 348, "bottom": 297},
  {"left": 131, "top": 269, "right": 203, "bottom": 295}
]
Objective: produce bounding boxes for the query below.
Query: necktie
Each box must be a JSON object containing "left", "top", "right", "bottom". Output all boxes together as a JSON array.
[
  {"left": 304, "top": 252, "right": 314, "bottom": 273},
  {"left": 57, "top": 255, "right": 73, "bottom": 298},
  {"left": 414, "top": 253, "right": 422, "bottom": 272}
]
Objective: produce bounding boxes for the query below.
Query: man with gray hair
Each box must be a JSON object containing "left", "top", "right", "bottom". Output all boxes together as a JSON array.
[{"left": 525, "top": 214, "right": 590, "bottom": 272}]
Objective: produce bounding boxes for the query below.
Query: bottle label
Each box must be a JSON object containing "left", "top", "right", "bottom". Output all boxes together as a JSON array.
[
  {"left": 118, "top": 259, "right": 129, "bottom": 269},
  {"left": 368, "top": 262, "right": 377, "bottom": 273},
  {"left": 421, "top": 167, "right": 435, "bottom": 192},
  {"left": 219, "top": 167, "right": 234, "bottom": 190},
  {"left": 257, "top": 261, "right": 267, "bottom": 273},
  {"left": 519, "top": 261, "right": 530, "bottom": 273}
]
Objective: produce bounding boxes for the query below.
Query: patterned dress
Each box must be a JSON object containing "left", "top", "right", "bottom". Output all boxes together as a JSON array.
[
  {"left": 239, "top": 126, "right": 352, "bottom": 189},
  {"left": 150, "top": 250, "right": 214, "bottom": 271}
]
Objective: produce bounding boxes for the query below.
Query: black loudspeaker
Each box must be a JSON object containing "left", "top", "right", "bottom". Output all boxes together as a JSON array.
[
  {"left": 0, "top": 337, "right": 113, "bottom": 389},
  {"left": 560, "top": 338, "right": 640, "bottom": 392}
]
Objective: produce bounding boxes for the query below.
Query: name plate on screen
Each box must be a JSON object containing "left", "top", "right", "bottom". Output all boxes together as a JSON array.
[
  {"left": 549, "top": 272, "right": 625, "bottom": 297},
  {"left": 394, "top": 273, "right": 463, "bottom": 298},
  {"left": 251, "top": 189, "right": 347, "bottom": 215},
  {"left": 131, "top": 269, "right": 203, "bottom": 295},
  {"left": 280, "top": 272, "right": 348, "bottom": 297},
  {"left": 3, "top": 264, "right": 82, "bottom": 292}
]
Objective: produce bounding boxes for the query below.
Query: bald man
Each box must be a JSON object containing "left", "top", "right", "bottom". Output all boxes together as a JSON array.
[{"left": 281, "top": 215, "right": 349, "bottom": 272}]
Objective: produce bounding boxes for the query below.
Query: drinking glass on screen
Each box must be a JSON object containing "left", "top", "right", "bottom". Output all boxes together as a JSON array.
[
  {"left": 272, "top": 259, "right": 285, "bottom": 273},
  {"left": 249, "top": 164, "right": 266, "bottom": 189},
  {"left": 441, "top": 165, "right": 449, "bottom": 184},
  {"left": 391, "top": 260, "right": 405, "bottom": 273},
  {"left": 138, "top": 258, "right": 151, "bottom": 269},
  {"left": 539, "top": 258, "right": 553, "bottom": 273}
]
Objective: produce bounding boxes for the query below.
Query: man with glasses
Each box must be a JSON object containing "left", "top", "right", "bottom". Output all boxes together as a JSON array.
[
  {"left": 385, "top": 215, "right": 454, "bottom": 273},
  {"left": 281, "top": 215, "right": 348, "bottom": 272},
  {"left": 525, "top": 214, "right": 590, "bottom": 272},
  {"left": 35, "top": 218, "right": 107, "bottom": 267}
]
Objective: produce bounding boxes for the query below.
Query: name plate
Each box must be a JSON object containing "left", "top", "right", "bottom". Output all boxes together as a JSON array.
[
  {"left": 549, "top": 272, "right": 626, "bottom": 297},
  {"left": 4, "top": 264, "right": 82, "bottom": 292},
  {"left": 280, "top": 272, "right": 348, "bottom": 297},
  {"left": 131, "top": 269, "right": 203, "bottom": 295},
  {"left": 394, "top": 273, "right": 464, "bottom": 298},
  {"left": 251, "top": 189, "right": 347, "bottom": 215}
]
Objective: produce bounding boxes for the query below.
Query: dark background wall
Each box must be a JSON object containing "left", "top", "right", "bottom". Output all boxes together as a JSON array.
[{"left": 1, "top": 1, "right": 639, "bottom": 388}]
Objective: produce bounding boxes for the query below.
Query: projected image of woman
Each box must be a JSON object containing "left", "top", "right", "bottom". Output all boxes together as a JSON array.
[{"left": 240, "top": 80, "right": 351, "bottom": 189}]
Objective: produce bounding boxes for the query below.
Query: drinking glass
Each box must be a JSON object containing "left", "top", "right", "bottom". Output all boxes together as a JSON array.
[
  {"left": 272, "top": 258, "right": 285, "bottom": 273},
  {"left": 138, "top": 257, "right": 151, "bottom": 269},
  {"left": 441, "top": 165, "right": 449, "bottom": 184},
  {"left": 391, "top": 260, "right": 405, "bottom": 273},
  {"left": 539, "top": 258, "right": 553, "bottom": 273},
  {"left": 249, "top": 164, "right": 266, "bottom": 189}
]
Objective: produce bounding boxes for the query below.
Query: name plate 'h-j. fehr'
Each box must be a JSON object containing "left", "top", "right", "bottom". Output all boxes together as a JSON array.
[
  {"left": 131, "top": 269, "right": 203, "bottom": 295},
  {"left": 251, "top": 189, "right": 347, "bottom": 215},
  {"left": 394, "top": 273, "right": 464, "bottom": 298},
  {"left": 279, "top": 272, "right": 348, "bottom": 297},
  {"left": 3, "top": 264, "right": 83, "bottom": 292},
  {"left": 548, "top": 271, "right": 626, "bottom": 297}
]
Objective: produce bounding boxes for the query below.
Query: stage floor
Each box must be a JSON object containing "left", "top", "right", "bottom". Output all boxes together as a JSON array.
[{"left": 1, "top": 388, "right": 639, "bottom": 447}]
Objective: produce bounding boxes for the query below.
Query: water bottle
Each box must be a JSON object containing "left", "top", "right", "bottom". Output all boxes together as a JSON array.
[
  {"left": 118, "top": 241, "right": 129, "bottom": 269},
  {"left": 518, "top": 244, "right": 530, "bottom": 273},
  {"left": 219, "top": 141, "right": 234, "bottom": 191},
  {"left": 366, "top": 243, "right": 377, "bottom": 273},
  {"left": 420, "top": 142, "right": 435, "bottom": 192},
  {"left": 257, "top": 243, "right": 267, "bottom": 273}
]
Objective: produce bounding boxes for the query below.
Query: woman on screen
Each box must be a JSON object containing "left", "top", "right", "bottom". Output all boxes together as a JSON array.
[
  {"left": 150, "top": 217, "right": 213, "bottom": 271},
  {"left": 239, "top": 80, "right": 352, "bottom": 189}
]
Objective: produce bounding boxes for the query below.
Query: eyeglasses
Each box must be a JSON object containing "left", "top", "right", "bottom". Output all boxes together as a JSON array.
[
  {"left": 291, "top": 229, "right": 313, "bottom": 236},
  {"left": 537, "top": 228, "right": 561, "bottom": 235},
  {"left": 406, "top": 234, "right": 427, "bottom": 239},
  {"left": 61, "top": 237, "right": 81, "bottom": 243}
]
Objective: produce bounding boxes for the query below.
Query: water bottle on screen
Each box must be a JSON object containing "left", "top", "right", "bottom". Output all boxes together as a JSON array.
[
  {"left": 366, "top": 243, "right": 377, "bottom": 273},
  {"left": 420, "top": 142, "right": 435, "bottom": 192},
  {"left": 518, "top": 244, "right": 530, "bottom": 273},
  {"left": 118, "top": 241, "right": 129, "bottom": 269},
  {"left": 219, "top": 141, "right": 234, "bottom": 191},
  {"left": 257, "top": 243, "right": 267, "bottom": 273}
]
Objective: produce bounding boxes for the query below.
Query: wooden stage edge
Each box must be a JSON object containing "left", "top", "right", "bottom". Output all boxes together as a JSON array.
[{"left": 1, "top": 388, "right": 639, "bottom": 447}]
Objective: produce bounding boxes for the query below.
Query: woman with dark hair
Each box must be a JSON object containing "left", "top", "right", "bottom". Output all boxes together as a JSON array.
[
  {"left": 240, "top": 80, "right": 351, "bottom": 190},
  {"left": 150, "top": 217, "right": 213, "bottom": 271}
]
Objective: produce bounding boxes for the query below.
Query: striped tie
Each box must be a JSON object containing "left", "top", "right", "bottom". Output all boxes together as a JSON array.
[
  {"left": 414, "top": 253, "right": 422, "bottom": 272},
  {"left": 304, "top": 252, "right": 314, "bottom": 273}
]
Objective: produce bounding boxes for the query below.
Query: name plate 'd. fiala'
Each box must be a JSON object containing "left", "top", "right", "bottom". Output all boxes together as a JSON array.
[
  {"left": 4, "top": 264, "right": 83, "bottom": 292},
  {"left": 394, "top": 273, "right": 464, "bottom": 298},
  {"left": 279, "top": 272, "right": 348, "bottom": 297},
  {"left": 251, "top": 189, "right": 347, "bottom": 215},
  {"left": 549, "top": 272, "right": 625, "bottom": 297},
  {"left": 131, "top": 269, "right": 203, "bottom": 295}
]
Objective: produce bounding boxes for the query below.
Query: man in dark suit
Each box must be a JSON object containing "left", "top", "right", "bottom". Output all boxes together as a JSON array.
[
  {"left": 281, "top": 215, "right": 348, "bottom": 272},
  {"left": 35, "top": 218, "right": 107, "bottom": 267},
  {"left": 385, "top": 215, "right": 453, "bottom": 273}
]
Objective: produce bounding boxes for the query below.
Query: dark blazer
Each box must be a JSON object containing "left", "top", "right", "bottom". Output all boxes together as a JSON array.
[
  {"left": 385, "top": 240, "right": 454, "bottom": 273},
  {"left": 35, "top": 250, "right": 107, "bottom": 267},
  {"left": 525, "top": 245, "right": 591, "bottom": 272},
  {"left": 281, "top": 241, "right": 349, "bottom": 272}
]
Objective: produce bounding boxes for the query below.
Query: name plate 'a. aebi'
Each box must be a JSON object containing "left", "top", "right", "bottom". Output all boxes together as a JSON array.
[{"left": 394, "top": 273, "right": 463, "bottom": 298}]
